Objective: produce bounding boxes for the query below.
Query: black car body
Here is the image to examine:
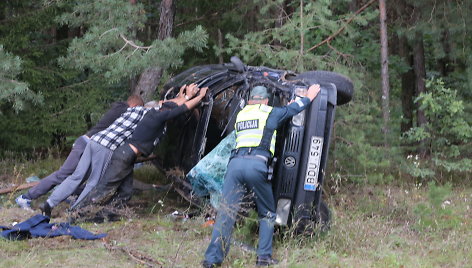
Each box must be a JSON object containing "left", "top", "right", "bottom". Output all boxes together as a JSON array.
[{"left": 158, "top": 57, "right": 353, "bottom": 230}]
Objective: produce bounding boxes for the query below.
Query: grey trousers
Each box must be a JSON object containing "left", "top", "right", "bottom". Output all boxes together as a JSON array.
[
  {"left": 27, "top": 136, "right": 89, "bottom": 200},
  {"left": 47, "top": 141, "right": 113, "bottom": 208},
  {"left": 71, "top": 143, "right": 137, "bottom": 209},
  {"left": 204, "top": 157, "right": 276, "bottom": 264}
]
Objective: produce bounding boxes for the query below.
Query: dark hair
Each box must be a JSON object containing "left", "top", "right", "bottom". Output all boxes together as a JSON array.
[{"left": 127, "top": 95, "right": 144, "bottom": 106}]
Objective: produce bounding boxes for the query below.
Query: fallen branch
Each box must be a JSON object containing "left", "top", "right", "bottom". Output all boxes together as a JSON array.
[
  {"left": 307, "top": 0, "right": 377, "bottom": 52},
  {"left": 0, "top": 178, "right": 162, "bottom": 195},
  {"left": 103, "top": 240, "right": 163, "bottom": 267},
  {"left": 167, "top": 172, "right": 203, "bottom": 208},
  {"left": 0, "top": 181, "right": 39, "bottom": 195}
]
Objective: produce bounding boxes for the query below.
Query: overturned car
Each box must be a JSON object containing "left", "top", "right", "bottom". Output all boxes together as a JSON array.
[{"left": 157, "top": 56, "right": 353, "bottom": 230}]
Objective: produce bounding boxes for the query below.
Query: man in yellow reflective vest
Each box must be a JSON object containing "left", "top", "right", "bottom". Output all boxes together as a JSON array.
[{"left": 203, "top": 84, "right": 321, "bottom": 267}]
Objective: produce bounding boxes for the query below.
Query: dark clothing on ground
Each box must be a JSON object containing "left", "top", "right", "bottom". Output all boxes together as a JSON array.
[
  {"left": 0, "top": 214, "right": 106, "bottom": 240},
  {"left": 72, "top": 102, "right": 188, "bottom": 209},
  {"left": 24, "top": 102, "right": 129, "bottom": 201},
  {"left": 85, "top": 101, "right": 128, "bottom": 137}
]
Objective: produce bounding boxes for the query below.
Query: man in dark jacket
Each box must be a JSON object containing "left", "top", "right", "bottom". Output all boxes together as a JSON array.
[
  {"left": 71, "top": 84, "right": 208, "bottom": 210},
  {"left": 202, "top": 84, "right": 320, "bottom": 267},
  {"left": 15, "top": 95, "right": 143, "bottom": 210}
]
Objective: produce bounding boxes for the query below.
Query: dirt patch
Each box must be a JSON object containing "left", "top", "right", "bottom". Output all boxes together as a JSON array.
[
  {"left": 0, "top": 207, "right": 37, "bottom": 226},
  {"left": 30, "top": 235, "right": 99, "bottom": 250},
  {"left": 68, "top": 203, "right": 138, "bottom": 224}
]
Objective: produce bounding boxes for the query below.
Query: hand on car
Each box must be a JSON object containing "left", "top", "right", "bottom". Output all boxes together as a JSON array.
[
  {"left": 307, "top": 84, "right": 321, "bottom": 101},
  {"left": 197, "top": 87, "right": 208, "bottom": 99},
  {"left": 178, "top": 84, "right": 187, "bottom": 98},
  {"left": 185, "top": 83, "right": 199, "bottom": 99}
]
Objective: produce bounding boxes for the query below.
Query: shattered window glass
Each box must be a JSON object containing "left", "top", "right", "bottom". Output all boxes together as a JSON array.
[{"left": 186, "top": 131, "right": 236, "bottom": 208}]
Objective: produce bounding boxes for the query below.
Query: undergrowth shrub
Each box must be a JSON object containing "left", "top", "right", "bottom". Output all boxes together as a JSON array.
[
  {"left": 403, "top": 78, "right": 472, "bottom": 182},
  {"left": 413, "top": 182, "right": 461, "bottom": 231}
]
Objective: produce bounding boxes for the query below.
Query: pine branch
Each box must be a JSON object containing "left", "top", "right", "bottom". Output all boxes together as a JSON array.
[
  {"left": 307, "top": 0, "right": 377, "bottom": 53},
  {"left": 119, "top": 34, "right": 153, "bottom": 51}
]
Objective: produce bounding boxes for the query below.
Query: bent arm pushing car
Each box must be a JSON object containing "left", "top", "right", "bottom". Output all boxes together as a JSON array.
[
  {"left": 71, "top": 84, "right": 208, "bottom": 210},
  {"left": 203, "top": 84, "right": 320, "bottom": 267}
]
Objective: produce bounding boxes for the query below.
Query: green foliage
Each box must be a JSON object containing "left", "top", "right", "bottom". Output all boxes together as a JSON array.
[
  {"left": 403, "top": 78, "right": 472, "bottom": 179},
  {"left": 57, "top": 0, "right": 208, "bottom": 84},
  {"left": 328, "top": 87, "right": 396, "bottom": 185},
  {"left": 223, "top": 0, "right": 378, "bottom": 74},
  {"left": 0, "top": 149, "right": 65, "bottom": 180},
  {"left": 414, "top": 182, "right": 461, "bottom": 231},
  {"left": 0, "top": 1, "right": 144, "bottom": 152},
  {"left": 0, "top": 0, "right": 470, "bottom": 186},
  {"left": 0, "top": 45, "right": 43, "bottom": 112},
  {"left": 235, "top": 209, "right": 259, "bottom": 247},
  {"left": 218, "top": 0, "right": 399, "bottom": 183}
]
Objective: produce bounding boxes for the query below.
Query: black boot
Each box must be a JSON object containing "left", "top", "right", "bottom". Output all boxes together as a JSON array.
[
  {"left": 39, "top": 201, "right": 52, "bottom": 218},
  {"left": 256, "top": 255, "right": 279, "bottom": 266},
  {"left": 201, "top": 260, "right": 221, "bottom": 268}
]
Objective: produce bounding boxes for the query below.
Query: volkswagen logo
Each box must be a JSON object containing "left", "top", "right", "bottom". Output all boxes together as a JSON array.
[{"left": 284, "top": 156, "right": 296, "bottom": 168}]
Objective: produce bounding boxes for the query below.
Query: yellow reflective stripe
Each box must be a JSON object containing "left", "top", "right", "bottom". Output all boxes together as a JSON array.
[
  {"left": 235, "top": 104, "right": 276, "bottom": 154},
  {"left": 237, "top": 129, "right": 264, "bottom": 136},
  {"left": 270, "top": 132, "right": 276, "bottom": 153},
  {"left": 236, "top": 137, "right": 262, "bottom": 143}
]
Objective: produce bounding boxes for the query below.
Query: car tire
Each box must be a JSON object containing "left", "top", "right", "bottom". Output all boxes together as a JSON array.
[{"left": 295, "top": 71, "right": 354, "bottom": 105}]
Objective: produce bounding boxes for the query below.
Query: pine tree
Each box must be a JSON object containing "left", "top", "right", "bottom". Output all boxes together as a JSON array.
[
  {"left": 0, "top": 45, "right": 42, "bottom": 112},
  {"left": 56, "top": 0, "right": 208, "bottom": 98}
]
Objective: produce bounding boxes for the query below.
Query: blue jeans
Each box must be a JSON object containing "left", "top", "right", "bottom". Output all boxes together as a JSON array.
[
  {"left": 27, "top": 136, "right": 89, "bottom": 200},
  {"left": 204, "top": 157, "right": 276, "bottom": 264}
]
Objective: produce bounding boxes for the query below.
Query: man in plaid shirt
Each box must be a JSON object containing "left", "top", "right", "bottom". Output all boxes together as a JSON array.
[
  {"left": 15, "top": 95, "right": 143, "bottom": 211},
  {"left": 40, "top": 104, "right": 151, "bottom": 217},
  {"left": 71, "top": 84, "right": 207, "bottom": 211}
]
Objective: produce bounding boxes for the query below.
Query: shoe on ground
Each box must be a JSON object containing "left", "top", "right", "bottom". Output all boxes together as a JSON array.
[
  {"left": 201, "top": 260, "right": 221, "bottom": 268},
  {"left": 256, "top": 255, "right": 279, "bottom": 266},
  {"left": 15, "top": 195, "right": 32, "bottom": 210},
  {"left": 39, "top": 201, "right": 52, "bottom": 218}
]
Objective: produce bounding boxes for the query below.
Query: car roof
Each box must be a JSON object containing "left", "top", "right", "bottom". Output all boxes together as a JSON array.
[{"left": 163, "top": 63, "right": 303, "bottom": 101}]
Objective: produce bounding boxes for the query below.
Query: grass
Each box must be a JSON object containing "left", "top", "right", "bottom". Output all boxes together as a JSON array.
[{"left": 0, "top": 158, "right": 471, "bottom": 267}]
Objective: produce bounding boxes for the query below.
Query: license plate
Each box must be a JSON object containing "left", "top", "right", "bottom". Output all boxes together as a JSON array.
[{"left": 304, "top": 136, "right": 323, "bottom": 191}]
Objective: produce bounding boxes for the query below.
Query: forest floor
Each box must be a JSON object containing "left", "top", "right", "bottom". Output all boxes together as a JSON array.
[{"left": 0, "top": 158, "right": 471, "bottom": 268}]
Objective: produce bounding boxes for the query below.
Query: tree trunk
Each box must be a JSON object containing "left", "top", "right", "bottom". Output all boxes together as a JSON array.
[
  {"left": 398, "top": 35, "right": 415, "bottom": 135},
  {"left": 438, "top": 30, "right": 452, "bottom": 76},
  {"left": 218, "top": 29, "right": 224, "bottom": 64},
  {"left": 157, "top": 0, "right": 175, "bottom": 41},
  {"left": 413, "top": 31, "right": 428, "bottom": 156},
  {"left": 349, "top": 0, "right": 359, "bottom": 12},
  {"left": 47, "top": 27, "right": 57, "bottom": 44},
  {"left": 379, "top": 0, "right": 390, "bottom": 147},
  {"left": 273, "top": 0, "right": 290, "bottom": 45},
  {"left": 298, "top": 0, "right": 305, "bottom": 72},
  {"left": 392, "top": 0, "right": 416, "bottom": 140},
  {"left": 275, "top": 0, "right": 288, "bottom": 28},
  {"left": 133, "top": 0, "right": 175, "bottom": 102}
]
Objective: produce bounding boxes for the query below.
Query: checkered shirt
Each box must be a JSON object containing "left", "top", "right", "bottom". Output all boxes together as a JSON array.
[{"left": 91, "top": 106, "right": 149, "bottom": 150}]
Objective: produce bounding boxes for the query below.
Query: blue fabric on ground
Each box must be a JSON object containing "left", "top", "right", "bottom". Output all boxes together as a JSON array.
[
  {"left": 0, "top": 214, "right": 106, "bottom": 241},
  {"left": 186, "top": 131, "right": 235, "bottom": 208}
]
